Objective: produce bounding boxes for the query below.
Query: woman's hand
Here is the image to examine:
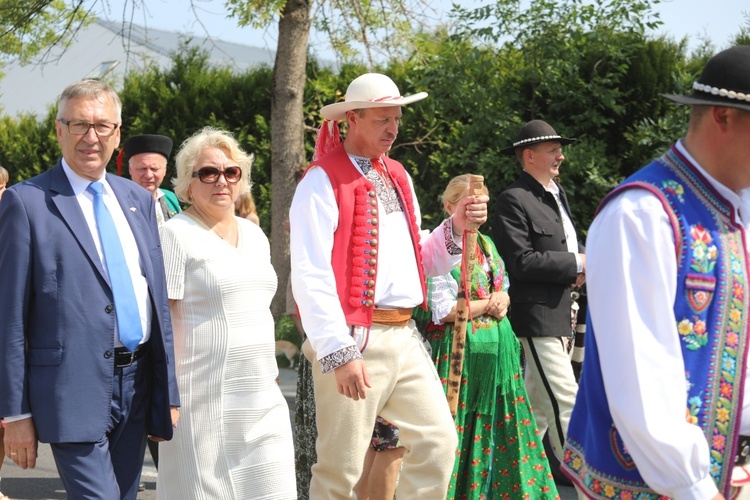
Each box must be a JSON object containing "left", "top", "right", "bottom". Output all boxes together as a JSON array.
[{"left": 484, "top": 291, "right": 510, "bottom": 319}]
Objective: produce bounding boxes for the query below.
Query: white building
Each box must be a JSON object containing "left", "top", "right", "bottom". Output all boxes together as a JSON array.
[{"left": 0, "top": 19, "right": 276, "bottom": 118}]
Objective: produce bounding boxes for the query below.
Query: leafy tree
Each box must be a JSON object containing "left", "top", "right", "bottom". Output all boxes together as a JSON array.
[
  {"left": 428, "top": 0, "right": 690, "bottom": 231},
  {"left": 117, "top": 45, "right": 275, "bottom": 235},
  {"left": 225, "top": 0, "right": 436, "bottom": 317},
  {"left": 0, "top": 111, "right": 59, "bottom": 182},
  {"left": 0, "top": 0, "right": 91, "bottom": 65}
]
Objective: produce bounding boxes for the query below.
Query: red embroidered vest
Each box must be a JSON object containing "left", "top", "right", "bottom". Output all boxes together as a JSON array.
[{"left": 312, "top": 143, "right": 427, "bottom": 327}]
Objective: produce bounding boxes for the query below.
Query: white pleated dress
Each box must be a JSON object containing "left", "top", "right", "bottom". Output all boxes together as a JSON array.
[{"left": 157, "top": 213, "right": 296, "bottom": 499}]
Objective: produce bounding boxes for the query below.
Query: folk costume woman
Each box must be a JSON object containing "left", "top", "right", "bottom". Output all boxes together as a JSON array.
[{"left": 423, "top": 175, "right": 559, "bottom": 499}]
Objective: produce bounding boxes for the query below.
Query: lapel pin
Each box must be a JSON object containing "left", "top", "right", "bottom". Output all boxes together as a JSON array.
[{"left": 130, "top": 207, "right": 137, "bottom": 212}]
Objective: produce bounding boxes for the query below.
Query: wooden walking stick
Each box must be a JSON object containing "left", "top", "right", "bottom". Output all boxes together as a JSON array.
[{"left": 446, "top": 174, "right": 484, "bottom": 418}]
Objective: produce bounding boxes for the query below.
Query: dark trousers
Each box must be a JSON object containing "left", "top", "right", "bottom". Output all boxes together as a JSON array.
[
  {"left": 147, "top": 438, "right": 159, "bottom": 468},
  {"left": 50, "top": 353, "right": 151, "bottom": 500}
]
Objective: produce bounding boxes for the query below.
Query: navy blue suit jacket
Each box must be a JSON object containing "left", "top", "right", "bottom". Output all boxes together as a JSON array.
[{"left": 0, "top": 162, "right": 179, "bottom": 443}]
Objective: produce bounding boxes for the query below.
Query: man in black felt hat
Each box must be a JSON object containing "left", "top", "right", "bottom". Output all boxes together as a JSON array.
[
  {"left": 121, "top": 134, "right": 181, "bottom": 225},
  {"left": 493, "top": 119, "right": 586, "bottom": 487},
  {"left": 562, "top": 45, "right": 750, "bottom": 498}
]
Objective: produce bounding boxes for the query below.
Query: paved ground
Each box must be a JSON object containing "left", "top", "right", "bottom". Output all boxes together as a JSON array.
[{"left": 0, "top": 367, "right": 576, "bottom": 499}]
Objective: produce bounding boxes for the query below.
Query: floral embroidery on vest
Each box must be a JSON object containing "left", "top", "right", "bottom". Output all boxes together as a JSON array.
[
  {"left": 561, "top": 146, "right": 750, "bottom": 498},
  {"left": 678, "top": 316, "right": 709, "bottom": 350},
  {"left": 662, "top": 179, "right": 685, "bottom": 202}
]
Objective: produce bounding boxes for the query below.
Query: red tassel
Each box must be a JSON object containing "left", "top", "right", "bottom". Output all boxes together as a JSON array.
[
  {"left": 314, "top": 120, "right": 341, "bottom": 161},
  {"left": 116, "top": 148, "right": 125, "bottom": 176}
]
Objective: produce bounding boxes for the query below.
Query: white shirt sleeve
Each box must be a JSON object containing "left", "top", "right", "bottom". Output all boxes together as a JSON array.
[
  {"left": 409, "top": 173, "right": 462, "bottom": 279},
  {"left": 428, "top": 273, "right": 458, "bottom": 324},
  {"left": 289, "top": 167, "right": 356, "bottom": 361},
  {"left": 587, "top": 189, "right": 719, "bottom": 499}
]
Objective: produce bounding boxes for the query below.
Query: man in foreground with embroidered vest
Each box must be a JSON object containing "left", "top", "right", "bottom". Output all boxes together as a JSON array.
[
  {"left": 289, "top": 73, "right": 489, "bottom": 498},
  {"left": 562, "top": 45, "right": 750, "bottom": 499}
]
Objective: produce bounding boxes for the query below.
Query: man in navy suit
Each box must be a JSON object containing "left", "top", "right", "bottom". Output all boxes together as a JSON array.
[{"left": 0, "top": 80, "right": 179, "bottom": 499}]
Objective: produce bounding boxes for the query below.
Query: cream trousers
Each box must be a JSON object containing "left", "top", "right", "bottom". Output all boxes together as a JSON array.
[{"left": 303, "top": 321, "right": 457, "bottom": 499}]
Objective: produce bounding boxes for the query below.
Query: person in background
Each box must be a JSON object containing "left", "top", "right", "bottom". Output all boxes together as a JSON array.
[
  {"left": 563, "top": 45, "right": 750, "bottom": 499},
  {"left": 157, "top": 127, "right": 295, "bottom": 499},
  {"left": 423, "top": 174, "right": 558, "bottom": 498},
  {"left": 123, "top": 134, "right": 180, "bottom": 226},
  {"left": 352, "top": 418, "right": 406, "bottom": 500},
  {"left": 122, "top": 134, "right": 177, "bottom": 488},
  {"left": 290, "top": 72, "right": 488, "bottom": 498},
  {"left": 493, "top": 120, "right": 585, "bottom": 483},
  {"left": 0, "top": 79, "right": 179, "bottom": 499},
  {"left": 234, "top": 191, "right": 260, "bottom": 225}
]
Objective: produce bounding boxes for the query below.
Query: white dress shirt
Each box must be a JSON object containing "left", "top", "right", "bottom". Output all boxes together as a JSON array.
[
  {"left": 289, "top": 156, "right": 462, "bottom": 361},
  {"left": 586, "top": 140, "right": 750, "bottom": 498},
  {"left": 62, "top": 160, "right": 152, "bottom": 347},
  {"left": 545, "top": 180, "right": 583, "bottom": 272}
]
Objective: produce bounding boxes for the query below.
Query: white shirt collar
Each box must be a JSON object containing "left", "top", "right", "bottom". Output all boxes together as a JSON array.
[{"left": 60, "top": 159, "right": 109, "bottom": 195}]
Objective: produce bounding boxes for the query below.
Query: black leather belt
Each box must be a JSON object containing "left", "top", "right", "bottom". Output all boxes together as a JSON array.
[
  {"left": 736, "top": 435, "right": 750, "bottom": 466},
  {"left": 114, "top": 343, "right": 149, "bottom": 368}
]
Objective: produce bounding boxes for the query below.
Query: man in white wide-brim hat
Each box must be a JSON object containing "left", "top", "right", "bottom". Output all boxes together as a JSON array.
[
  {"left": 562, "top": 45, "right": 750, "bottom": 498},
  {"left": 290, "top": 73, "right": 489, "bottom": 498}
]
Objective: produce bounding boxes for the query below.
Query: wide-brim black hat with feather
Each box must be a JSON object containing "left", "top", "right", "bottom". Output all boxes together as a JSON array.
[
  {"left": 501, "top": 120, "right": 576, "bottom": 156},
  {"left": 662, "top": 45, "right": 750, "bottom": 112}
]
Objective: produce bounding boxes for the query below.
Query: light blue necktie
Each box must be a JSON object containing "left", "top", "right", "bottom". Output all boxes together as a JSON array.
[{"left": 87, "top": 181, "right": 142, "bottom": 352}]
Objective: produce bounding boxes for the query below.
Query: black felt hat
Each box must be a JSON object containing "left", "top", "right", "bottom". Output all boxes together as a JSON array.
[
  {"left": 662, "top": 45, "right": 750, "bottom": 112},
  {"left": 122, "top": 134, "right": 173, "bottom": 165},
  {"left": 501, "top": 120, "right": 576, "bottom": 156}
]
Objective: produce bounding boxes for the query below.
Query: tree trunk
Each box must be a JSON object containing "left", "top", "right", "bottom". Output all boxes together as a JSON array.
[{"left": 270, "top": 0, "right": 311, "bottom": 319}]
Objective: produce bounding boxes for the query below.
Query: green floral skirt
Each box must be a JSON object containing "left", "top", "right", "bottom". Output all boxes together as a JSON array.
[{"left": 427, "top": 317, "right": 559, "bottom": 499}]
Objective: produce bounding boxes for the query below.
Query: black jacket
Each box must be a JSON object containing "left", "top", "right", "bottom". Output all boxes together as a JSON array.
[{"left": 493, "top": 171, "right": 584, "bottom": 338}]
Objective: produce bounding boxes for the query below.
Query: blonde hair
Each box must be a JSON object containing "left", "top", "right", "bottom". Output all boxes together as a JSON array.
[
  {"left": 235, "top": 191, "right": 258, "bottom": 219},
  {"left": 172, "top": 127, "right": 254, "bottom": 203},
  {"left": 0, "top": 165, "right": 8, "bottom": 184},
  {"left": 56, "top": 80, "right": 122, "bottom": 122},
  {"left": 441, "top": 174, "right": 488, "bottom": 216}
]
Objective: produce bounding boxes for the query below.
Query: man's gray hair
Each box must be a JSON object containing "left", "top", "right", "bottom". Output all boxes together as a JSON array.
[{"left": 56, "top": 80, "right": 122, "bottom": 122}]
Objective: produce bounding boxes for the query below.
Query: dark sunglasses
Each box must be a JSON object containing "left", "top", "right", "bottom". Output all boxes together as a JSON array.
[{"left": 192, "top": 166, "right": 242, "bottom": 184}]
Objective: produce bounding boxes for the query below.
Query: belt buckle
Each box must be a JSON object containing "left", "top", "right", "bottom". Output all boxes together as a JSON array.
[
  {"left": 118, "top": 349, "right": 136, "bottom": 368},
  {"left": 126, "top": 349, "right": 136, "bottom": 366}
]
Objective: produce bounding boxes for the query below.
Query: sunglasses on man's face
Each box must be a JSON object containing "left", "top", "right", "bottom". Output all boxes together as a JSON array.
[{"left": 191, "top": 166, "right": 242, "bottom": 184}]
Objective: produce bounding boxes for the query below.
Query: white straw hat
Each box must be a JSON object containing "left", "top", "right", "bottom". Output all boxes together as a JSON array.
[{"left": 320, "top": 73, "right": 428, "bottom": 121}]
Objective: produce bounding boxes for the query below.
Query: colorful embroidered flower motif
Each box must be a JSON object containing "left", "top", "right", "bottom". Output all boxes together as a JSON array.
[
  {"left": 686, "top": 395, "right": 701, "bottom": 425},
  {"left": 689, "top": 224, "right": 717, "bottom": 274},
  {"left": 677, "top": 317, "right": 708, "bottom": 350},
  {"left": 662, "top": 179, "right": 685, "bottom": 202}
]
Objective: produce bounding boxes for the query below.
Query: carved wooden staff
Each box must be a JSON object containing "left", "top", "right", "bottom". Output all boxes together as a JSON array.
[{"left": 447, "top": 174, "right": 484, "bottom": 418}]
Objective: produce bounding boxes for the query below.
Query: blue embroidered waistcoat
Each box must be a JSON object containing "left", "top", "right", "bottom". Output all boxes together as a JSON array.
[{"left": 562, "top": 145, "right": 750, "bottom": 498}]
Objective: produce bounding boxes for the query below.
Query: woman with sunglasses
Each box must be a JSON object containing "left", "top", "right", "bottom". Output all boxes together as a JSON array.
[{"left": 156, "top": 127, "right": 296, "bottom": 499}]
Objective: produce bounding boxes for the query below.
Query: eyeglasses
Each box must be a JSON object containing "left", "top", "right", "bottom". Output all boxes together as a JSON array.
[
  {"left": 58, "top": 119, "right": 119, "bottom": 137},
  {"left": 192, "top": 166, "right": 242, "bottom": 184}
]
